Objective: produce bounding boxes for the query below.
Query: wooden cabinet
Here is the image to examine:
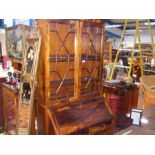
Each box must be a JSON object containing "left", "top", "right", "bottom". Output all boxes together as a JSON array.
[
  {"left": 0, "top": 78, "right": 5, "bottom": 132},
  {"left": 2, "top": 83, "right": 37, "bottom": 135},
  {"left": 103, "top": 82, "right": 139, "bottom": 115},
  {"left": 103, "top": 82, "right": 139, "bottom": 129},
  {"left": 2, "top": 83, "right": 18, "bottom": 134},
  {"left": 36, "top": 19, "right": 114, "bottom": 135}
]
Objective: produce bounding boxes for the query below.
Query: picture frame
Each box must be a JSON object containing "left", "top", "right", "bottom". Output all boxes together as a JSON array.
[{"left": 130, "top": 108, "right": 143, "bottom": 126}]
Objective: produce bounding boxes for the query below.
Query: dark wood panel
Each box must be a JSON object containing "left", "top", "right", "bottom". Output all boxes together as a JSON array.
[
  {"left": 2, "top": 83, "right": 18, "bottom": 134},
  {"left": 47, "top": 96, "right": 113, "bottom": 135},
  {"left": 0, "top": 78, "right": 6, "bottom": 132}
]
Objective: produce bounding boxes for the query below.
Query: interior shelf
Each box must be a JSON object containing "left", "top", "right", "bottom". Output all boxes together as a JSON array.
[
  {"left": 50, "top": 54, "right": 101, "bottom": 62},
  {"left": 50, "top": 77, "right": 99, "bottom": 88}
]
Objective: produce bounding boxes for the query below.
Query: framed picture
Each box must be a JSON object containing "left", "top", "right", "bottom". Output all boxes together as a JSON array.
[
  {"left": 6, "top": 25, "right": 23, "bottom": 60},
  {"left": 130, "top": 108, "right": 143, "bottom": 125},
  {"left": 6, "top": 25, "right": 38, "bottom": 61}
]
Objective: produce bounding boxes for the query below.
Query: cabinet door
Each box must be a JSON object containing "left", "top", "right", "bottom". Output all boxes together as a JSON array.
[{"left": 3, "top": 88, "right": 18, "bottom": 134}]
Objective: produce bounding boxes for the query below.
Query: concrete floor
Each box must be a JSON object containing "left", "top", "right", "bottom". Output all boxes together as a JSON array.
[{"left": 115, "top": 84, "right": 155, "bottom": 135}]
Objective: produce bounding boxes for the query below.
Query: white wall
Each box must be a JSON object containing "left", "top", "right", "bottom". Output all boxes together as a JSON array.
[
  {"left": 105, "top": 24, "right": 155, "bottom": 51},
  {"left": 106, "top": 27, "right": 122, "bottom": 36},
  {"left": 105, "top": 26, "right": 122, "bottom": 49},
  {"left": 107, "top": 28, "right": 155, "bottom": 49},
  {"left": 124, "top": 28, "right": 155, "bottom": 47},
  {"left": 112, "top": 38, "right": 120, "bottom": 49},
  {"left": 107, "top": 37, "right": 120, "bottom": 49}
]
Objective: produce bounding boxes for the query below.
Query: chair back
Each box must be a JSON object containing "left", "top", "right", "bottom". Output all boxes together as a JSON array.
[{"left": 140, "top": 75, "right": 155, "bottom": 98}]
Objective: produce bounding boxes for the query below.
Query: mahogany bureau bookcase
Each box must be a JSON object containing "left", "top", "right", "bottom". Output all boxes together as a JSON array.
[{"left": 37, "top": 19, "right": 114, "bottom": 135}]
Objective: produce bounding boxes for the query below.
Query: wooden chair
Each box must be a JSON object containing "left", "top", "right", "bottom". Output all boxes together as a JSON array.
[{"left": 140, "top": 75, "right": 155, "bottom": 109}]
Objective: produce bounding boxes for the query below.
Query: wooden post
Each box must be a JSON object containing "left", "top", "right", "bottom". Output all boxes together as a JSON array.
[
  {"left": 136, "top": 20, "right": 143, "bottom": 76},
  {"left": 37, "top": 20, "right": 51, "bottom": 134},
  {"left": 109, "top": 42, "right": 113, "bottom": 62},
  {"left": 44, "top": 22, "right": 51, "bottom": 134},
  {"left": 99, "top": 25, "right": 105, "bottom": 95},
  {"left": 37, "top": 20, "right": 51, "bottom": 102},
  {"left": 74, "top": 21, "right": 82, "bottom": 99}
]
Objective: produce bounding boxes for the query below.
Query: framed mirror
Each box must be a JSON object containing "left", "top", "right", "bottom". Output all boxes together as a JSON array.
[
  {"left": 17, "top": 26, "right": 41, "bottom": 135},
  {"left": 21, "top": 81, "right": 31, "bottom": 103}
]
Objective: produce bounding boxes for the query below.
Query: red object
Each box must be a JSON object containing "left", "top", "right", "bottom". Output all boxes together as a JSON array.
[
  {"left": 109, "top": 94, "right": 124, "bottom": 116},
  {"left": 109, "top": 94, "right": 132, "bottom": 129},
  {"left": 2, "top": 55, "right": 10, "bottom": 69}
]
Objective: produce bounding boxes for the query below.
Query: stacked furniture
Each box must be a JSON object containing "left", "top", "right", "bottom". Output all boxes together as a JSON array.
[{"left": 37, "top": 19, "right": 114, "bottom": 135}]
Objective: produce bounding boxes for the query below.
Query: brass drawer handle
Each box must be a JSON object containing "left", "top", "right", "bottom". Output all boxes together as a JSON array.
[{"left": 89, "top": 124, "right": 106, "bottom": 134}]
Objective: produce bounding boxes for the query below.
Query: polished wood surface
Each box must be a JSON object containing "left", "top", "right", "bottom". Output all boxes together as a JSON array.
[{"left": 47, "top": 96, "right": 113, "bottom": 135}]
